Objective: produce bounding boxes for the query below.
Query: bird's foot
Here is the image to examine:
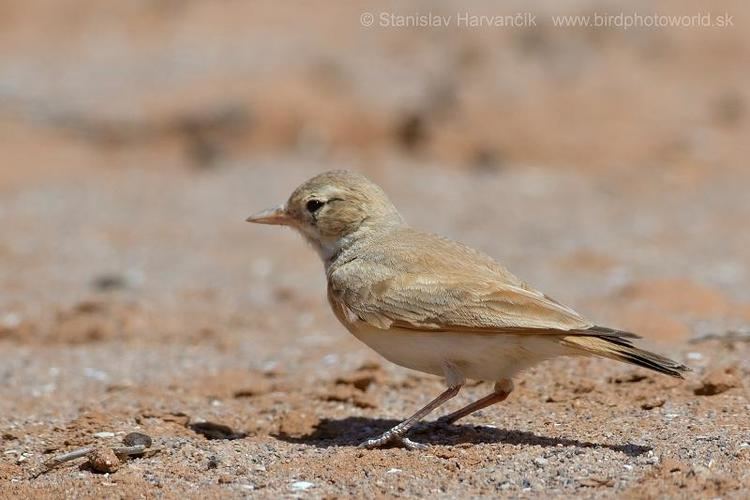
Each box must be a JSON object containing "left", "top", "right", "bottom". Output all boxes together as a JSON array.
[{"left": 358, "top": 431, "right": 427, "bottom": 450}]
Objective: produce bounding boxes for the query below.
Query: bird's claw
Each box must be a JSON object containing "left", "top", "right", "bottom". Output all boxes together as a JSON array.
[{"left": 358, "top": 432, "right": 427, "bottom": 450}]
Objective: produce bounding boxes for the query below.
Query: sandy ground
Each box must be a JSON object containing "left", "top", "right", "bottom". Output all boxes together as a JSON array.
[
  {"left": 1, "top": 1, "right": 749, "bottom": 498},
  {"left": 1, "top": 164, "right": 749, "bottom": 499}
]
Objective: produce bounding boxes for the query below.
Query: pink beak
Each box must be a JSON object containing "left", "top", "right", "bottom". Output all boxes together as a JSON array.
[{"left": 245, "top": 204, "right": 291, "bottom": 225}]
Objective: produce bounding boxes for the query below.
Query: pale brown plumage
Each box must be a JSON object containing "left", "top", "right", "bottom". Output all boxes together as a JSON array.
[
  {"left": 328, "top": 227, "right": 589, "bottom": 332},
  {"left": 247, "top": 170, "right": 689, "bottom": 449}
]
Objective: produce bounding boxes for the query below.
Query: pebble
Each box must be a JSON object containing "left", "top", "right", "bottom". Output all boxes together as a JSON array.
[
  {"left": 91, "top": 273, "right": 128, "bottom": 291},
  {"left": 322, "top": 354, "right": 339, "bottom": 366},
  {"left": 189, "top": 421, "right": 244, "bottom": 440},
  {"left": 88, "top": 448, "right": 120, "bottom": 473},
  {"left": 290, "top": 481, "right": 315, "bottom": 491},
  {"left": 83, "top": 368, "right": 108, "bottom": 382},
  {"left": 0, "top": 312, "right": 21, "bottom": 329},
  {"left": 94, "top": 432, "right": 115, "bottom": 439},
  {"left": 694, "top": 367, "right": 741, "bottom": 396},
  {"left": 123, "top": 432, "right": 152, "bottom": 448},
  {"left": 386, "top": 468, "right": 402, "bottom": 474},
  {"left": 533, "top": 457, "right": 548, "bottom": 466}
]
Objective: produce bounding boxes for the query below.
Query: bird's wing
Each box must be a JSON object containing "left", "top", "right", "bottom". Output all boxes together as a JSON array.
[{"left": 329, "top": 261, "right": 597, "bottom": 334}]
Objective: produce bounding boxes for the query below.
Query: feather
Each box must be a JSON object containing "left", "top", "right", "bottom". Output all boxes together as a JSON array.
[
  {"left": 329, "top": 228, "right": 592, "bottom": 333},
  {"left": 560, "top": 332, "right": 690, "bottom": 378}
]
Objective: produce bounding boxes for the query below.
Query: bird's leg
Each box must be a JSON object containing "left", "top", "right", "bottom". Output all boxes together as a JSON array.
[
  {"left": 437, "top": 379, "right": 514, "bottom": 425},
  {"left": 359, "top": 385, "right": 462, "bottom": 450}
]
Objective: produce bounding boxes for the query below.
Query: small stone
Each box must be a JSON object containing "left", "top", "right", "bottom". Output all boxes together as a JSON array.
[
  {"left": 88, "top": 448, "right": 120, "bottom": 473},
  {"left": 335, "top": 372, "right": 377, "bottom": 391},
  {"left": 218, "top": 474, "right": 233, "bottom": 484},
  {"left": 91, "top": 273, "right": 128, "bottom": 291},
  {"left": 93, "top": 432, "right": 115, "bottom": 439},
  {"left": 189, "top": 421, "right": 245, "bottom": 440},
  {"left": 534, "top": 457, "right": 548, "bottom": 466},
  {"left": 609, "top": 373, "right": 649, "bottom": 384},
  {"left": 694, "top": 367, "right": 742, "bottom": 396},
  {"left": 123, "top": 432, "right": 152, "bottom": 448},
  {"left": 83, "top": 368, "right": 108, "bottom": 381},
  {"left": 321, "top": 354, "right": 338, "bottom": 366},
  {"left": 395, "top": 112, "right": 428, "bottom": 151},
  {"left": 357, "top": 361, "right": 381, "bottom": 371},
  {"left": 0, "top": 312, "right": 21, "bottom": 329},
  {"left": 290, "top": 481, "right": 314, "bottom": 491},
  {"left": 641, "top": 398, "right": 666, "bottom": 410},
  {"left": 232, "top": 380, "right": 272, "bottom": 399},
  {"left": 660, "top": 458, "right": 687, "bottom": 474},
  {"left": 386, "top": 468, "right": 402, "bottom": 474},
  {"left": 580, "top": 477, "right": 614, "bottom": 487}
]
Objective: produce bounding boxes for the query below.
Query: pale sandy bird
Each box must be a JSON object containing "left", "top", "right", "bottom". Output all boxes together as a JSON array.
[{"left": 247, "top": 170, "right": 688, "bottom": 449}]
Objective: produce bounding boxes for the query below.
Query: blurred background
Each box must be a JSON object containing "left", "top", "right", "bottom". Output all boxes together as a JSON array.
[
  {"left": 1, "top": 1, "right": 749, "bottom": 493},
  {"left": 1, "top": 0, "right": 748, "bottom": 330}
]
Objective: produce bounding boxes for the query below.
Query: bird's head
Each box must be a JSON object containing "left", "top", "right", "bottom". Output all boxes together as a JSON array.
[{"left": 247, "top": 170, "right": 404, "bottom": 260}]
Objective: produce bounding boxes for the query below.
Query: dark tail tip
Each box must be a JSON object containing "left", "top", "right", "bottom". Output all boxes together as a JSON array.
[
  {"left": 618, "top": 351, "right": 691, "bottom": 378},
  {"left": 581, "top": 326, "right": 691, "bottom": 379}
]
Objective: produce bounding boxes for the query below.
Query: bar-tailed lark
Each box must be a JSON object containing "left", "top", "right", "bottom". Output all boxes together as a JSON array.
[{"left": 247, "top": 170, "right": 688, "bottom": 449}]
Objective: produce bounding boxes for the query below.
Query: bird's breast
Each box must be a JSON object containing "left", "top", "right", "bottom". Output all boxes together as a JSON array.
[{"left": 326, "top": 291, "right": 567, "bottom": 382}]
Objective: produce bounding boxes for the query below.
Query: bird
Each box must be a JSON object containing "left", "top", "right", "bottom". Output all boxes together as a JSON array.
[{"left": 246, "top": 170, "right": 689, "bottom": 449}]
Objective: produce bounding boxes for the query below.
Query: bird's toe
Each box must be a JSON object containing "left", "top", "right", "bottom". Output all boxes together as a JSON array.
[{"left": 358, "top": 433, "right": 427, "bottom": 450}]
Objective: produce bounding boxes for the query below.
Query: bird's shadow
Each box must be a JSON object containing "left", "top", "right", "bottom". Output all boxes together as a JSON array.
[{"left": 273, "top": 417, "right": 650, "bottom": 457}]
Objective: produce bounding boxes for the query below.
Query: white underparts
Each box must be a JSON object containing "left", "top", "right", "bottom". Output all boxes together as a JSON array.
[
  {"left": 442, "top": 360, "right": 466, "bottom": 388},
  {"left": 350, "top": 326, "right": 574, "bottom": 384}
]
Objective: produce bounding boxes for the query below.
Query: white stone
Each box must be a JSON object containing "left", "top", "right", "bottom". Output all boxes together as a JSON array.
[
  {"left": 0, "top": 313, "right": 21, "bottom": 329},
  {"left": 290, "top": 481, "right": 315, "bottom": 491}
]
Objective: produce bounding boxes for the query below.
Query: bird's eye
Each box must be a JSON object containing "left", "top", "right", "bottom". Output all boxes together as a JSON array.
[{"left": 306, "top": 199, "right": 324, "bottom": 213}]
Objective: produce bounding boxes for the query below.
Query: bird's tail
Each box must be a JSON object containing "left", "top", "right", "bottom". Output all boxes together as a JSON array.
[{"left": 560, "top": 326, "right": 690, "bottom": 378}]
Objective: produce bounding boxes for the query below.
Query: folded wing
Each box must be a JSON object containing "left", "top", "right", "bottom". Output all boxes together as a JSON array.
[{"left": 330, "top": 261, "right": 599, "bottom": 334}]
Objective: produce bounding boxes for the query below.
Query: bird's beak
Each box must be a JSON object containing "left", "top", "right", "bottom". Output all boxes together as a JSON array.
[{"left": 246, "top": 205, "right": 291, "bottom": 225}]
